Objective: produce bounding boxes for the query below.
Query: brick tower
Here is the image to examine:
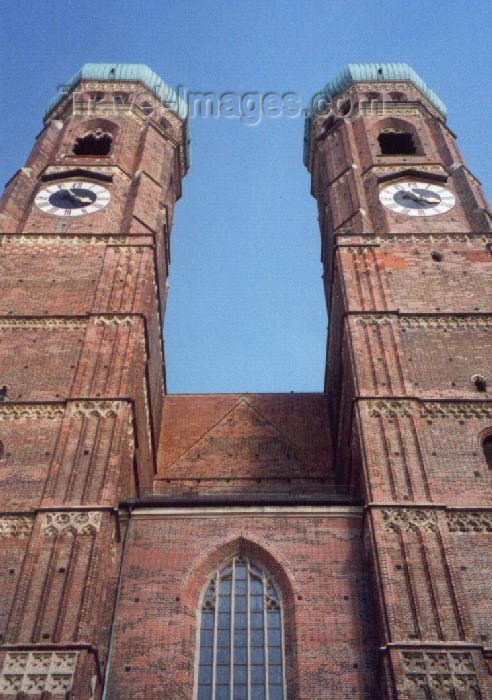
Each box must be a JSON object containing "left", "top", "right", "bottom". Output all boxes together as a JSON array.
[
  {"left": 0, "top": 64, "right": 190, "bottom": 698},
  {"left": 0, "top": 61, "right": 490, "bottom": 700},
  {"left": 304, "top": 63, "right": 492, "bottom": 697}
]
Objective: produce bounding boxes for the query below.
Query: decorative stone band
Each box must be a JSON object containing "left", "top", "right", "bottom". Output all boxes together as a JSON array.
[
  {"left": 0, "top": 516, "right": 34, "bottom": 537},
  {"left": 0, "top": 317, "right": 88, "bottom": 330},
  {"left": 366, "top": 398, "right": 492, "bottom": 420},
  {"left": 67, "top": 400, "right": 126, "bottom": 419},
  {"left": 336, "top": 233, "right": 492, "bottom": 247},
  {"left": 0, "top": 399, "right": 129, "bottom": 422},
  {"left": 362, "top": 163, "right": 448, "bottom": 180},
  {"left": 399, "top": 315, "right": 492, "bottom": 329},
  {"left": 402, "top": 650, "right": 479, "bottom": 694},
  {"left": 379, "top": 507, "right": 492, "bottom": 534},
  {"left": 0, "top": 234, "right": 130, "bottom": 246},
  {"left": 0, "top": 314, "right": 140, "bottom": 330},
  {"left": 354, "top": 315, "right": 393, "bottom": 326},
  {"left": 0, "top": 404, "right": 65, "bottom": 421},
  {"left": 446, "top": 511, "right": 492, "bottom": 533},
  {"left": 382, "top": 508, "right": 437, "bottom": 533},
  {"left": 41, "top": 511, "right": 102, "bottom": 536},
  {"left": 353, "top": 314, "right": 492, "bottom": 329},
  {"left": 0, "top": 651, "right": 77, "bottom": 695}
]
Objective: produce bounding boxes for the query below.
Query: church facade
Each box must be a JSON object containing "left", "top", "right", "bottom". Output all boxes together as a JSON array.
[{"left": 0, "top": 62, "right": 491, "bottom": 699}]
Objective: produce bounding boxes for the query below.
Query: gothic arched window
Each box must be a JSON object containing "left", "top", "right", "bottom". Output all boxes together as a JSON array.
[
  {"left": 73, "top": 129, "right": 112, "bottom": 156},
  {"left": 483, "top": 436, "right": 492, "bottom": 469},
  {"left": 197, "top": 556, "right": 285, "bottom": 700},
  {"left": 378, "top": 128, "right": 416, "bottom": 155}
]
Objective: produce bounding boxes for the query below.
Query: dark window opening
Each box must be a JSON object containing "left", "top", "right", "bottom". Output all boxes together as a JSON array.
[
  {"left": 390, "top": 91, "right": 407, "bottom": 101},
  {"left": 73, "top": 129, "right": 112, "bottom": 157},
  {"left": 0, "top": 441, "right": 4, "bottom": 460},
  {"left": 378, "top": 130, "right": 416, "bottom": 155},
  {"left": 431, "top": 251, "right": 443, "bottom": 262},
  {"left": 0, "top": 385, "right": 7, "bottom": 402},
  {"left": 473, "top": 376, "right": 487, "bottom": 392},
  {"left": 483, "top": 436, "right": 492, "bottom": 469}
]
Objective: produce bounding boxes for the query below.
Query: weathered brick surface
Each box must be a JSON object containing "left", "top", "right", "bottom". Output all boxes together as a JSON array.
[
  {"left": 155, "top": 393, "right": 336, "bottom": 497},
  {"left": 106, "top": 512, "right": 378, "bottom": 700}
]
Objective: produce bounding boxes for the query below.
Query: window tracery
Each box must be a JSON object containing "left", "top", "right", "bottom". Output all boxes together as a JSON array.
[{"left": 197, "top": 556, "right": 285, "bottom": 700}]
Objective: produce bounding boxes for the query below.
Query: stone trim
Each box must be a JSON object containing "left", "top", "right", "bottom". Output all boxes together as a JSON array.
[
  {"left": 402, "top": 650, "right": 479, "bottom": 695},
  {"left": 129, "top": 505, "right": 363, "bottom": 519},
  {"left": 446, "top": 511, "right": 492, "bottom": 533},
  {"left": 41, "top": 511, "right": 102, "bottom": 536},
  {"left": 335, "top": 233, "right": 492, "bottom": 246},
  {"left": 0, "top": 516, "right": 33, "bottom": 537},
  {"left": 0, "top": 234, "right": 133, "bottom": 246},
  {"left": 67, "top": 400, "right": 126, "bottom": 419},
  {"left": 0, "top": 651, "right": 77, "bottom": 694},
  {"left": 362, "top": 163, "right": 448, "bottom": 180},
  {"left": 0, "top": 317, "right": 88, "bottom": 330},
  {"left": 0, "top": 404, "right": 65, "bottom": 421},
  {"left": 352, "top": 313, "right": 492, "bottom": 329},
  {"left": 400, "top": 315, "right": 492, "bottom": 329},
  {"left": 0, "top": 399, "right": 130, "bottom": 421},
  {"left": 381, "top": 508, "right": 437, "bottom": 533},
  {"left": 366, "top": 398, "right": 492, "bottom": 420},
  {"left": 0, "top": 314, "right": 140, "bottom": 330}
]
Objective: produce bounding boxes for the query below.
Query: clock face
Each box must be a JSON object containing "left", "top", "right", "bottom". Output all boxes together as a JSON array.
[
  {"left": 35, "top": 180, "right": 110, "bottom": 217},
  {"left": 379, "top": 180, "right": 455, "bottom": 217}
]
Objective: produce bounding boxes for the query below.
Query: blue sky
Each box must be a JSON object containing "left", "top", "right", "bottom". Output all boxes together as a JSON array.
[{"left": 1, "top": 0, "right": 491, "bottom": 393}]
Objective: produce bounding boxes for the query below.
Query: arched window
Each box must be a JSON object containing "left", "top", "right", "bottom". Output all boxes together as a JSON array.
[
  {"left": 73, "top": 129, "right": 112, "bottom": 156},
  {"left": 483, "top": 436, "right": 492, "bottom": 469},
  {"left": 378, "top": 128, "right": 416, "bottom": 155},
  {"left": 197, "top": 556, "right": 285, "bottom": 700}
]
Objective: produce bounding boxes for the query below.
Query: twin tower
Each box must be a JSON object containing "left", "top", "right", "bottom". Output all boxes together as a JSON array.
[{"left": 0, "top": 63, "right": 491, "bottom": 699}]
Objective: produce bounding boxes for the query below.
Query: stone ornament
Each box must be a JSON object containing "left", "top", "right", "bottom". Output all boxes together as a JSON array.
[
  {"left": 0, "top": 404, "right": 65, "bottom": 421},
  {"left": 447, "top": 511, "right": 492, "bottom": 532},
  {"left": 367, "top": 399, "right": 413, "bottom": 418},
  {"left": 402, "top": 650, "right": 479, "bottom": 694},
  {"left": 93, "top": 315, "right": 136, "bottom": 327},
  {"left": 0, "top": 651, "right": 77, "bottom": 694},
  {"left": 420, "top": 402, "right": 492, "bottom": 420},
  {"left": 354, "top": 315, "right": 392, "bottom": 326},
  {"left": 68, "top": 400, "right": 124, "bottom": 419},
  {"left": 0, "top": 315, "right": 139, "bottom": 330},
  {"left": 0, "top": 516, "right": 33, "bottom": 537},
  {"left": 382, "top": 508, "right": 437, "bottom": 533},
  {"left": 367, "top": 398, "right": 492, "bottom": 420},
  {"left": 0, "top": 234, "right": 128, "bottom": 246},
  {"left": 41, "top": 511, "right": 102, "bottom": 536},
  {"left": 399, "top": 315, "right": 492, "bottom": 329},
  {"left": 0, "top": 318, "right": 88, "bottom": 330}
]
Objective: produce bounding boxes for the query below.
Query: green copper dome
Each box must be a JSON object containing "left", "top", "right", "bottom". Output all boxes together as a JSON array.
[
  {"left": 44, "top": 63, "right": 190, "bottom": 165},
  {"left": 304, "top": 62, "right": 447, "bottom": 167}
]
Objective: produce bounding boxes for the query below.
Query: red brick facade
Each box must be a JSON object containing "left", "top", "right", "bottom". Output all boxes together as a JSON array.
[{"left": 0, "top": 66, "right": 491, "bottom": 699}]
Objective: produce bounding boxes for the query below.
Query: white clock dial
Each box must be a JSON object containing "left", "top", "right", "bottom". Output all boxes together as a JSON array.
[
  {"left": 379, "top": 180, "right": 455, "bottom": 217},
  {"left": 35, "top": 180, "right": 111, "bottom": 217}
]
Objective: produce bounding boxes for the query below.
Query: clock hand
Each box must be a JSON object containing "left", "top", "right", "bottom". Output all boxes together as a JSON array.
[
  {"left": 68, "top": 189, "right": 93, "bottom": 205},
  {"left": 401, "top": 189, "right": 440, "bottom": 205}
]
